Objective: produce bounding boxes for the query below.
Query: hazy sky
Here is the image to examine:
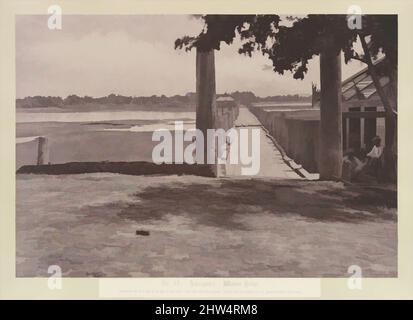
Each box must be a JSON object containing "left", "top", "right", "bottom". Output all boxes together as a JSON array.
[{"left": 16, "top": 15, "right": 366, "bottom": 98}]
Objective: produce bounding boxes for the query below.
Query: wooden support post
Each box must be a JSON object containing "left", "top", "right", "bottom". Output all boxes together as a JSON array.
[
  {"left": 348, "top": 107, "right": 361, "bottom": 151},
  {"left": 384, "top": 114, "right": 397, "bottom": 180},
  {"left": 359, "top": 34, "right": 396, "bottom": 181},
  {"left": 342, "top": 117, "right": 348, "bottom": 151},
  {"left": 319, "top": 36, "right": 343, "bottom": 180},
  {"left": 37, "top": 136, "right": 49, "bottom": 165},
  {"left": 196, "top": 48, "right": 217, "bottom": 175},
  {"left": 360, "top": 108, "right": 365, "bottom": 149},
  {"left": 364, "top": 106, "right": 377, "bottom": 151}
]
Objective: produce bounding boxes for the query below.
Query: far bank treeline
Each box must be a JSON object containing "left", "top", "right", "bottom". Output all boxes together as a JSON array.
[{"left": 16, "top": 92, "right": 310, "bottom": 109}]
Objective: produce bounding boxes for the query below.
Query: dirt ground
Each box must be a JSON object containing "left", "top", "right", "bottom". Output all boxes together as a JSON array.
[{"left": 16, "top": 173, "right": 397, "bottom": 277}]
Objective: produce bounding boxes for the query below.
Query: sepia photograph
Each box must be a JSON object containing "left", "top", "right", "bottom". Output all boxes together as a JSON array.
[{"left": 14, "top": 12, "right": 398, "bottom": 279}]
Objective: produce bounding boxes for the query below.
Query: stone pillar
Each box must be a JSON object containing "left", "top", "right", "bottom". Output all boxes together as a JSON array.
[
  {"left": 37, "top": 136, "right": 49, "bottom": 165},
  {"left": 196, "top": 48, "right": 217, "bottom": 175},
  {"left": 319, "top": 36, "right": 343, "bottom": 180}
]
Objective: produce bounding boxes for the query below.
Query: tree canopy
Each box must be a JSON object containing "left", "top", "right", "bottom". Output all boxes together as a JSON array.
[{"left": 175, "top": 14, "right": 397, "bottom": 80}]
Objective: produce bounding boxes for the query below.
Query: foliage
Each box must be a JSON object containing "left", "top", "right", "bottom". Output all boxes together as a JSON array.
[
  {"left": 16, "top": 92, "right": 310, "bottom": 108},
  {"left": 175, "top": 14, "right": 397, "bottom": 80}
]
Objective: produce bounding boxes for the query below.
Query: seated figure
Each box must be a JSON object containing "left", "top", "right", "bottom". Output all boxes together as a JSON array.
[
  {"left": 342, "top": 148, "right": 364, "bottom": 182},
  {"left": 364, "top": 136, "right": 383, "bottom": 180},
  {"left": 342, "top": 136, "right": 384, "bottom": 183}
]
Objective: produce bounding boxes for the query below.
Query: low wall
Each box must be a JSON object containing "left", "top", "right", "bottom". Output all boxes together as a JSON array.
[
  {"left": 250, "top": 106, "right": 320, "bottom": 173},
  {"left": 16, "top": 161, "right": 216, "bottom": 177}
]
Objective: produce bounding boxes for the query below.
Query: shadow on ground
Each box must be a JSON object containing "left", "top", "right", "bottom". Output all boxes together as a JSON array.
[
  {"left": 16, "top": 174, "right": 397, "bottom": 277},
  {"left": 113, "top": 178, "right": 396, "bottom": 229}
]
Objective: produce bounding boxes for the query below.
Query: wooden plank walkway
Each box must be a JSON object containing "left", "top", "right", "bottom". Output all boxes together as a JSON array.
[{"left": 224, "top": 107, "right": 302, "bottom": 179}]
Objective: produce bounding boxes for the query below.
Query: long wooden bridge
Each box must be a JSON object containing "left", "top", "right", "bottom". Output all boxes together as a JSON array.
[
  {"left": 224, "top": 107, "right": 305, "bottom": 179},
  {"left": 195, "top": 48, "right": 396, "bottom": 181}
]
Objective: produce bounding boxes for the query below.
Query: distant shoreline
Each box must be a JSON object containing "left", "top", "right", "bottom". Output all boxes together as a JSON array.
[{"left": 16, "top": 92, "right": 311, "bottom": 112}]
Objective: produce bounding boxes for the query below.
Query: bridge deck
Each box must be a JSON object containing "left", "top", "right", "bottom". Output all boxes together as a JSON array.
[{"left": 225, "top": 107, "right": 302, "bottom": 179}]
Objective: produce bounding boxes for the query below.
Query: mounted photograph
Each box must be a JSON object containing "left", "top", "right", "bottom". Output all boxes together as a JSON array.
[{"left": 15, "top": 13, "right": 397, "bottom": 278}]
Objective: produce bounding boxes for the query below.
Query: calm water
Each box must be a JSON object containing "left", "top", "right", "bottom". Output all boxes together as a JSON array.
[
  {"left": 16, "top": 110, "right": 195, "bottom": 123},
  {"left": 16, "top": 110, "right": 197, "bottom": 167}
]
